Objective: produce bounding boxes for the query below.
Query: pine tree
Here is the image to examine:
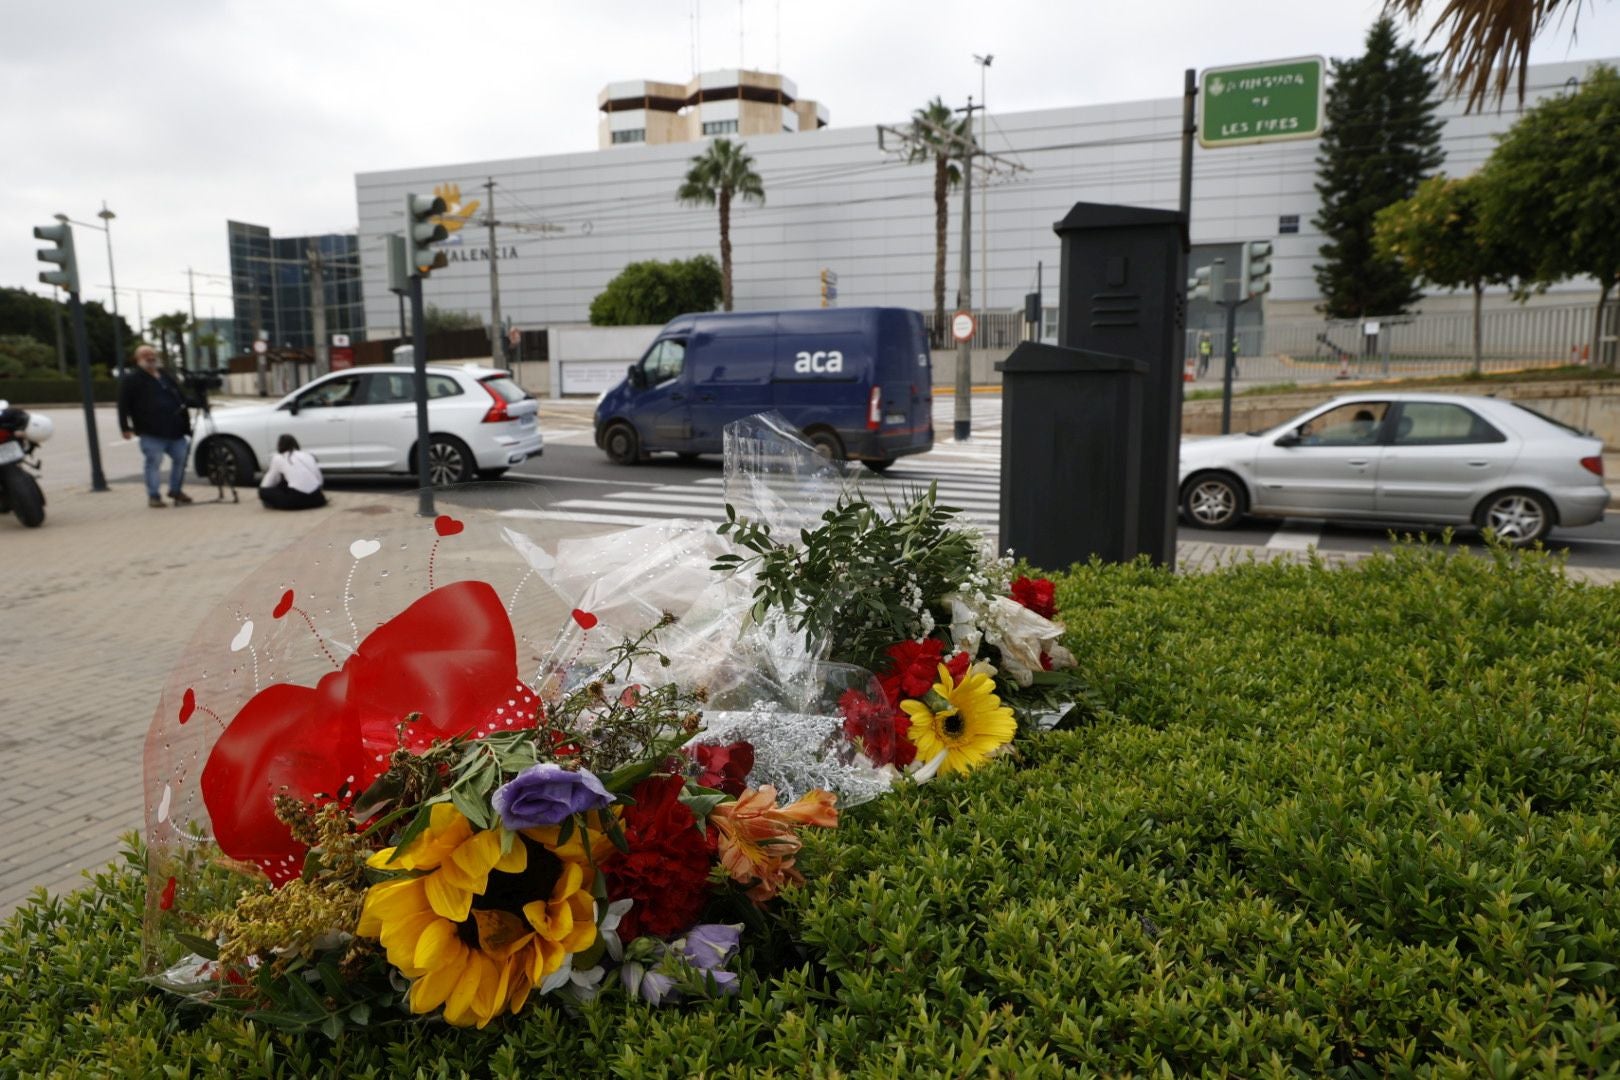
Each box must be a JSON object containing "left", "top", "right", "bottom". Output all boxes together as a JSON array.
[{"left": 1313, "top": 16, "right": 1445, "bottom": 319}]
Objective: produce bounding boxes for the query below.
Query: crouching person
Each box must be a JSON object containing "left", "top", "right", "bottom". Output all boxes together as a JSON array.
[{"left": 259, "top": 435, "right": 326, "bottom": 510}]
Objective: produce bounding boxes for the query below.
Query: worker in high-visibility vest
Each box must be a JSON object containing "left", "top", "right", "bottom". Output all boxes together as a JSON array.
[{"left": 1196, "top": 332, "right": 1212, "bottom": 378}]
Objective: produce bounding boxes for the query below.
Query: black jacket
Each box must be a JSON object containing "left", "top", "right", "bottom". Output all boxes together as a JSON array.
[{"left": 118, "top": 369, "right": 192, "bottom": 440}]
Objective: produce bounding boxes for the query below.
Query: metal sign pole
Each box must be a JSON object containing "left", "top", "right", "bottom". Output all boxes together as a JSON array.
[{"left": 409, "top": 274, "right": 434, "bottom": 518}]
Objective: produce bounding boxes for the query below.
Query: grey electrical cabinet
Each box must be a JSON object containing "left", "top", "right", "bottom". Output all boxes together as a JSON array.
[{"left": 996, "top": 342, "right": 1147, "bottom": 569}]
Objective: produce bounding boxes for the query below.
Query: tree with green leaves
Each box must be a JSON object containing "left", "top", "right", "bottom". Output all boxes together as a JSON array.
[
  {"left": 1374, "top": 174, "right": 1527, "bottom": 374},
  {"left": 677, "top": 138, "right": 765, "bottom": 312},
  {"left": 0, "top": 287, "right": 132, "bottom": 373},
  {"left": 908, "top": 97, "right": 972, "bottom": 343},
  {"left": 1314, "top": 16, "right": 1446, "bottom": 319},
  {"left": 590, "top": 255, "right": 723, "bottom": 326},
  {"left": 1477, "top": 63, "right": 1620, "bottom": 370},
  {"left": 0, "top": 335, "right": 57, "bottom": 379},
  {"left": 423, "top": 306, "right": 483, "bottom": 334}
]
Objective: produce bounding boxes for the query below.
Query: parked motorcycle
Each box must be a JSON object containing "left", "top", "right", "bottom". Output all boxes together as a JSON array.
[{"left": 0, "top": 401, "right": 53, "bottom": 528}]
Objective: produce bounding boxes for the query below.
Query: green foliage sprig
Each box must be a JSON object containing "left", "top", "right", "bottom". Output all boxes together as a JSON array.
[{"left": 713, "top": 483, "right": 986, "bottom": 671}]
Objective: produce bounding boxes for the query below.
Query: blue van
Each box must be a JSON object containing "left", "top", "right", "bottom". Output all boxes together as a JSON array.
[{"left": 593, "top": 307, "right": 934, "bottom": 471}]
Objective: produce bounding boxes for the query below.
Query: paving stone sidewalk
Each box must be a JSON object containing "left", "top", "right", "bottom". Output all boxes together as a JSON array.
[{"left": 2, "top": 475, "right": 1614, "bottom": 917}]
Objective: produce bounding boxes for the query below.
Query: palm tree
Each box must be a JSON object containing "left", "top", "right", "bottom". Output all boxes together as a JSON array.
[
  {"left": 149, "top": 312, "right": 190, "bottom": 367},
  {"left": 1385, "top": 0, "right": 1585, "bottom": 109},
  {"left": 677, "top": 138, "right": 765, "bottom": 312},
  {"left": 908, "top": 98, "right": 972, "bottom": 345}
]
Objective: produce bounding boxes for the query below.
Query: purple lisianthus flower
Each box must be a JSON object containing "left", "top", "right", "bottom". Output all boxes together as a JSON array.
[
  {"left": 678, "top": 923, "right": 743, "bottom": 971},
  {"left": 492, "top": 763, "right": 613, "bottom": 830},
  {"left": 620, "top": 961, "right": 678, "bottom": 1006}
]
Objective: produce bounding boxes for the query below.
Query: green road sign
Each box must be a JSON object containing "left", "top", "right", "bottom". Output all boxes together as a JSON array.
[{"left": 1199, "top": 56, "right": 1325, "bottom": 148}]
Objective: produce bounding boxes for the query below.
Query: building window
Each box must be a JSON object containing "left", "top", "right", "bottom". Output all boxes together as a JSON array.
[
  {"left": 611, "top": 128, "right": 646, "bottom": 144},
  {"left": 1278, "top": 214, "right": 1300, "bottom": 234},
  {"left": 702, "top": 119, "right": 739, "bottom": 135}
]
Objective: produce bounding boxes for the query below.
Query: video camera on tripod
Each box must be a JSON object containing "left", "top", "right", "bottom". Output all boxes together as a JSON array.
[{"left": 180, "top": 369, "right": 238, "bottom": 503}]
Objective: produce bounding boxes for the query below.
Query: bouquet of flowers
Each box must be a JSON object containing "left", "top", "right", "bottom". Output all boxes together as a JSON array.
[{"left": 142, "top": 414, "right": 1084, "bottom": 1035}]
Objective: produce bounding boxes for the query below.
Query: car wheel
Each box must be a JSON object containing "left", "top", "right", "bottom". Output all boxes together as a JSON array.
[
  {"left": 425, "top": 435, "right": 476, "bottom": 486},
  {"left": 864, "top": 458, "right": 895, "bottom": 474},
  {"left": 1476, "top": 489, "right": 1553, "bottom": 547},
  {"left": 1181, "top": 472, "right": 1246, "bottom": 530},
  {"left": 477, "top": 467, "right": 509, "bottom": 480},
  {"left": 2, "top": 467, "right": 45, "bottom": 527},
  {"left": 805, "top": 428, "right": 844, "bottom": 461},
  {"left": 198, "top": 436, "right": 254, "bottom": 487},
  {"left": 603, "top": 422, "right": 641, "bottom": 466}
]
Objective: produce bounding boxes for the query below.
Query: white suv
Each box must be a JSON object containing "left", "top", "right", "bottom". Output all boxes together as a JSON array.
[{"left": 196, "top": 364, "right": 542, "bottom": 486}]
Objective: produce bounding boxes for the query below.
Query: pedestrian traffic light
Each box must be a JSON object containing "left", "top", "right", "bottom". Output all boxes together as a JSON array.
[
  {"left": 404, "top": 193, "right": 449, "bottom": 276},
  {"left": 1241, "top": 240, "right": 1273, "bottom": 298},
  {"left": 1188, "top": 259, "right": 1225, "bottom": 303},
  {"left": 34, "top": 223, "right": 79, "bottom": 294}
]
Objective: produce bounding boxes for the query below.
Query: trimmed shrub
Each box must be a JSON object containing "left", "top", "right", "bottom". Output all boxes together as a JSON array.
[
  {"left": 0, "top": 376, "right": 118, "bottom": 405},
  {"left": 4, "top": 543, "right": 1619, "bottom": 1076}
]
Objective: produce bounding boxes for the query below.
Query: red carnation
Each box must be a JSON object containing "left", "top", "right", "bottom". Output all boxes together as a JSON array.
[
  {"left": 839, "top": 687, "right": 915, "bottom": 769},
  {"left": 691, "top": 741, "right": 755, "bottom": 797},
  {"left": 1011, "top": 576, "right": 1057, "bottom": 620},
  {"left": 882, "top": 637, "right": 951, "bottom": 700},
  {"left": 602, "top": 774, "right": 715, "bottom": 942}
]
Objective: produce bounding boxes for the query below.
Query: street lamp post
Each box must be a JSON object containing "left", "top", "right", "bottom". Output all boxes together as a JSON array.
[{"left": 97, "top": 202, "right": 123, "bottom": 378}]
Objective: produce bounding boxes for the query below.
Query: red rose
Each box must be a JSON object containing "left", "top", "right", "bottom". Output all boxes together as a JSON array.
[
  {"left": 1011, "top": 576, "right": 1057, "bottom": 620},
  {"left": 602, "top": 774, "right": 715, "bottom": 941},
  {"left": 691, "top": 741, "right": 754, "bottom": 797}
]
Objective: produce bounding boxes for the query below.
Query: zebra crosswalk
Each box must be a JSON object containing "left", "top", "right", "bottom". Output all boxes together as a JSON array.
[{"left": 507, "top": 397, "right": 1007, "bottom": 533}]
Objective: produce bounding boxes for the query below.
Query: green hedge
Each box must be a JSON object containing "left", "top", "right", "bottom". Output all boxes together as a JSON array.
[
  {"left": 0, "top": 376, "right": 118, "bottom": 405},
  {"left": 5, "top": 544, "right": 1619, "bottom": 1076}
]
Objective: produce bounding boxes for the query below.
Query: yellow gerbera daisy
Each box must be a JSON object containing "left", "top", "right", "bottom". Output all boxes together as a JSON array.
[
  {"left": 356, "top": 804, "right": 598, "bottom": 1027},
  {"left": 901, "top": 662, "right": 1017, "bottom": 775}
]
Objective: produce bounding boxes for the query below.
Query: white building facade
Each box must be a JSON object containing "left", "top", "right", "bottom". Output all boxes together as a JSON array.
[{"left": 354, "top": 57, "right": 1607, "bottom": 340}]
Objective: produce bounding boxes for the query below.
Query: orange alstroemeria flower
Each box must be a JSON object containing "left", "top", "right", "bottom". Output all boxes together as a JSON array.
[{"left": 708, "top": 785, "right": 838, "bottom": 902}]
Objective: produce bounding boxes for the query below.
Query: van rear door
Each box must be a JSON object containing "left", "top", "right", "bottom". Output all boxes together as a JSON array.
[{"left": 875, "top": 309, "right": 933, "bottom": 448}]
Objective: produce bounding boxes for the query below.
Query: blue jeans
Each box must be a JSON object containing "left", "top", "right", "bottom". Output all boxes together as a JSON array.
[{"left": 139, "top": 435, "right": 190, "bottom": 498}]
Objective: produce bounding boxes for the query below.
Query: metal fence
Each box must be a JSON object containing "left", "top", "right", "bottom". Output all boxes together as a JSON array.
[
  {"left": 922, "top": 309, "right": 1028, "bottom": 350},
  {"left": 1183, "top": 301, "right": 1616, "bottom": 387}
]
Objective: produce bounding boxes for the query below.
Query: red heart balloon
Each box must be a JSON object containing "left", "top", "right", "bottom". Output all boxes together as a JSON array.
[
  {"left": 178, "top": 688, "right": 196, "bottom": 725},
  {"left": 434, "top": 515, "right": 464, "bottom": 537},
  {"left": 159, "top": 876, "right": 177, "bottom": 911},
  {"left": 273, "top": 589, "right": 294, "bottom": 619},
  {"left": 201, "top": 581, "right": 539, "bottom": 884},
  {"left": 571, "top": 608, "right": 598, "bottom": 630}
]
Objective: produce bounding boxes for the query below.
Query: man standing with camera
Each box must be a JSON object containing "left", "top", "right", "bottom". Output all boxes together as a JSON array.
[{"left": 117, "top": 345, "right": 193, "bottom": 507}]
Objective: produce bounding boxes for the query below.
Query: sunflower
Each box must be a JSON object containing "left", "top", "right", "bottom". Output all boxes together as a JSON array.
[
  {"left": 900, "top": 663, "right": 1016, "bottom": 775},
  {"left": 356, "top": 804, "right": 599, "bottom": 1027}
]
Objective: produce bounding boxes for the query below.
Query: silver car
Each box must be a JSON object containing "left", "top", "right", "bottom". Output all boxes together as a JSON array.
[{"left": 1178, "top": 393, "right": 1609, "bottom": 546}]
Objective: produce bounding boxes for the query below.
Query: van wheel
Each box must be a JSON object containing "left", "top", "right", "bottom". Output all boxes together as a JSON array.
[
  {"left": 805, "top": 429, "right": 844, "bottom": 461},
  {"left": 603, "top": 422, "right": 641, "bottom": 466},
  {"left": 864, "top": 458, "right": 895, "bottom": 474}
]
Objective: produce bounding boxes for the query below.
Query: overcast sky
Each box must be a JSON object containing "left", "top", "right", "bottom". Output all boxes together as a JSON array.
[{"left": 4, "top": 0, "right": 1618, "bottom": 327}]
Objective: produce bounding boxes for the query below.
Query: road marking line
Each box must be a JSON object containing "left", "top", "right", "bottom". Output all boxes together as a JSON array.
[{"left": 1265, "top": 524, "right": 1321, "bottom": 551}]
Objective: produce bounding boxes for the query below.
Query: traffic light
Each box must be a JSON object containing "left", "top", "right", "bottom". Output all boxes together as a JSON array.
[
  {"left": 1187, "top": 259, "right": 1224, "bottom": 302},
  {"left": 404, "top": 193, "right": 449, "bottom": 276},
  {"left": 386, "top": 233, "right": 410, "bottom": 294},
  {"left": 34, "top": 223, "right": 79, "bottom": 293},
  {"left": 1241, "top": 240, "right": 1273, "bottom": 298}
]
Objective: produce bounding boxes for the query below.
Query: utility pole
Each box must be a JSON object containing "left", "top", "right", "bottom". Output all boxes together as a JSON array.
[
  {"left": 484, "top": 177, "right": 502, "bottom": 364},
  {"left": 307, "top": 245, "right": 329, "bottom": 375},
  {"left": 974, "top": 55, "right": 993, "bottom": 327},
  {"left": 953, "top": 96, "right": 982, "bottom": 442},
  {"left": 185, "top": 267, "right": 199, "bottom": 371}
]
